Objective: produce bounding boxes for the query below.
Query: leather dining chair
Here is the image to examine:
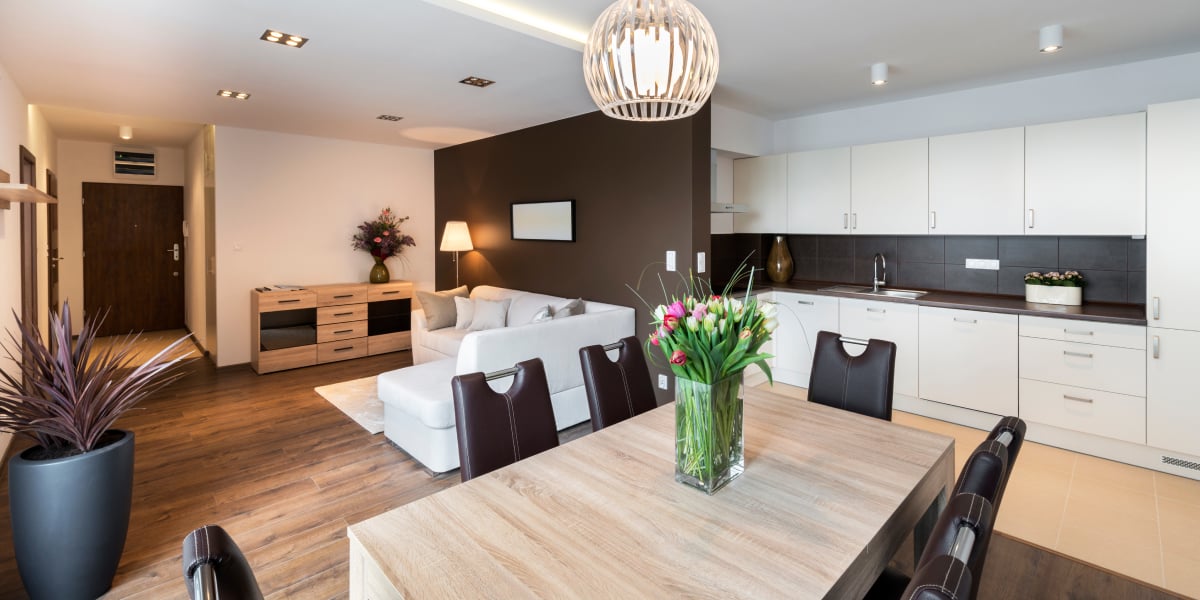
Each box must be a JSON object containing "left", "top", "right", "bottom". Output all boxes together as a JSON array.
[
  {"left": 902, "top": 492, "right": 997, "bottom": 600},
  {"left": 807, "top": 330, "right": 897, "bottom": 421},
  {"left": 986, "top": 416, "right": 1027, "bottom": 504},
  {"left": 954, "top": 439, "right": 1011, "bottom": 512},
  {"left": 452, "top": 358, "right": 559, "bottom": 482},
  {"left": 182, "top": 524, "right": 264, "bottom": 600},
  {"left": 579, "top": 336, "right": 658, "bottom": 432}
]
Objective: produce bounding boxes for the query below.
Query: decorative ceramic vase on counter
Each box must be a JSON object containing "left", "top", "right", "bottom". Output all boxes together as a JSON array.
[
  {"left": 1025, "top": 284, "right": 1081, "bottom": 306},
  {"left": 370, "top": 257, "right": 390, "bottom": 284},
  {"left": 766, "top": 235, "right": 793, "bottom": 283}
]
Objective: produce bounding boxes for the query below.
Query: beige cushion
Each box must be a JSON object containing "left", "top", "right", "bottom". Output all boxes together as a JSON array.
[
  {"left": 454, "top": 296, "right": 474, "bottom": 329},
  {"left": 553, "top": 298, "right": 584, "bottom": 319},
  {"left": 468, "top": 298, "right": 510, "bottom": 331},
  {"left": 415, "top": 286, "right": 468, "bottom": 330}
]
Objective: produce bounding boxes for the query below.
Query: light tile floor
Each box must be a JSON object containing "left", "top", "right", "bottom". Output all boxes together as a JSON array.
[{"left": 765, "top": 382, "right": 1200, "bottom": 598}]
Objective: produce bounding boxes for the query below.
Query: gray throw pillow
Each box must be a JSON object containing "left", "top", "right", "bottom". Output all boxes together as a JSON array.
[
  {"left": 454, "top": 296, "right": 474, "bottom": 329},
  {"left": 553, "top": 298, "right": 584, "bottom": 319},
  {"left": 530, "top": 304, "right": 553, "bottom": 324},
  {"left": 468, "top": 298, "right": 511, "bottom": 332},
  {"left": 415, "top": 285, "right": 468, "bottom": 330}
]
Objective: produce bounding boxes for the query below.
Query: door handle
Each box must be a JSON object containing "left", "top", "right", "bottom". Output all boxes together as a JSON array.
[
  {"left": 167, "top": 243, "right": 180, "bottom": 261},
  {"left": 1152, "top": 297, "right": 1160, "bottom": 320},
  {"left": 843, "top": 213, "right": 848, "bottom": 230},
  {"left": 1027, "top": 209, "right": 1035, "bottom": 229},
  {"left": 929, "top": 211, "right": 937, "bottom": 230},
  {"left": 1153, "top": 335, "right": 1160, "bottom": 359},
  {"left": 852, "top": 213, "right": 858, "bottom": 230}
]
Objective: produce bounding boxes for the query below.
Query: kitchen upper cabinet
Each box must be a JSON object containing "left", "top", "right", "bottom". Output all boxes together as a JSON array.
[
  {"left": 786, "top": 148, "right": 851, "bottom": 234},
  {"left": 839, "top": 299, "right": 919, "bottom": 397},
  {"left": 850, "top": 138, "right": 929, "bottom": 235},
  {"left": 929, "top": 127, "right": 1025, "bottom": 235},
  {"left": 1148, "top": 99, "right": 1200, "bottom": 331},
  {"left": 733, "top": 154, "right": 787, "bottom": 233},
  {"left": 1025, "top": 112, "right": 1146, "bottom": 236},
  {"left": 1148, "top": 327, "right": 1200, "bottom": 458},
  {"left": 769, "top": 291, "right": 839, "bottom": 387},
  {"left": 918, "top": 306, "right": 1018, "bottom": 416}
]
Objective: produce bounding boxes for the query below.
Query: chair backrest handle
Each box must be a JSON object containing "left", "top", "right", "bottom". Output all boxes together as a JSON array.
[
  {"left": 193, "top": 562, "right": 217, "bottom": 600},
  {"left": 949, "top": 523, "right": 977, "bottom": 563},
  {"left": 839, "top": 336, "right": 869, "bottom": 346},
  {"left": 484, "top": 367, "right": 519, "bottom": 381}
]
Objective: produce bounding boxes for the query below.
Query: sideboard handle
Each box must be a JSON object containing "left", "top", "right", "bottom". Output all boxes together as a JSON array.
[
  {"left": 278, "top": 299, "right": 301, "bottom": 304},
  {"left": 334, "top": 294, "right": 353, "bottom": 299},
  {"left": 334, "top": 312, "right": 354, "bottom": 317},
  {"left": 382, "top": 291, "right": 400, "bottom": 295},
  {"left": 334, "top": 346, "right": 354, "bottom": 353},
  {"left": 334, "top": 329, "right": 353, "bottom": 335}
]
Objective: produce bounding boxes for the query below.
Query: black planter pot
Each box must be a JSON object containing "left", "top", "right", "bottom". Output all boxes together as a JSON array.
[{"left": 8, "top": 430, "right": 135, "bottom": 600}]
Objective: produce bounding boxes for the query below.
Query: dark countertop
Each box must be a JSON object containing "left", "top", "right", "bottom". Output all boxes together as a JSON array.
[{"left": 756, "top": 280, "right": 1147, "bottom": 326}]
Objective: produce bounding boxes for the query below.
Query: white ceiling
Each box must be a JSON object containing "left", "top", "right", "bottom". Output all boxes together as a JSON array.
[{"left": 2, "top": 0, "right": 1199, "bottom": 150}]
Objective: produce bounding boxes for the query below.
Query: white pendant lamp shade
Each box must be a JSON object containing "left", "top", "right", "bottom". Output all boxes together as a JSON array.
[
  {"left": 440, "top": 221, "right": 473, "bottom": 252},
  {"left": 118, "top": 125, "right": 133, "bottom": 140},
  {"left": 583, "top": 0, "right": 719, "bottom": 122}
]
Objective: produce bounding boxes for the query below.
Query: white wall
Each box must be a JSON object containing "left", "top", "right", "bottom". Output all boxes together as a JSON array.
[
  {"left": 213, "top": 127, "right": 435, "bottom": 367},
  {"left": 774, "top": 51, "right": 1200, "bottom": 153},
  {"left": 183, "top": 128, "right": 208, "bottom": 350},
  {"left": 711, "top": 103, "right": 773, "bottom": 157},
  {"left": 55, "top": 140, "right": 186, "bottom": 332}
]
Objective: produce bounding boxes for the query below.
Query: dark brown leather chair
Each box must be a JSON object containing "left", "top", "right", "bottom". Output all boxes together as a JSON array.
[
  {"left": 452, "top": 358, "right": 559, "bottom": 482},
  {"left": 807, "top": 330, "right": 896, "bottom": 421},
  {"left": 579, "top": 336, "right": 658, "bottom": 431},
  {"left": 182, "top": 525, "right": 263, "bottom": 600},
  {"left": 986, "top": 416, "right": 1027, "bottom": 505},
  {"left": 953, "top": 439, "right": 1010, "bottom": 510}
]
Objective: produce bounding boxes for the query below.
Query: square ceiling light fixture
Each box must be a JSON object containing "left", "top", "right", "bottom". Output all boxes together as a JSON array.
[
  {"left": 261, "top": 29, "right": 308, "bottom": 47},
  {"left": 217, "top": 89, "right": 251, "bottom": 100},
  {"left": 459, "top": 76, "right": 495, "bottom": 88}
]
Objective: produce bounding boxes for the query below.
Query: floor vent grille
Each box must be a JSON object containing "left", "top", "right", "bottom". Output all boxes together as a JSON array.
[{"left": 1161, "top": 455, "right": 1200, "bottom": 472}]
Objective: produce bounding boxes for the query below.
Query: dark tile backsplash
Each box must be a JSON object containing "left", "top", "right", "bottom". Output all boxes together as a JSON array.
[{"left": 711, "top": 233, "right": 1147, "bottom": 304}]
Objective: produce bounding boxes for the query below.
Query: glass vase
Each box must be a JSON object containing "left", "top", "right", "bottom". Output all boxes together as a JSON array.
[
  {"left": 369, "top": 257, "right": 390, "bottom": 284},
  {"left": 766, "top": 235, "right": 793, "bottom": 283},
  {"left": 675, "top": 373, "right": 744, "bottom": 495}
]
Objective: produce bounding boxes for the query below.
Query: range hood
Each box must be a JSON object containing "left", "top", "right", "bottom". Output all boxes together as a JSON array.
[{"left": 710, "top": 202, "right": 748, "bottom": 213}]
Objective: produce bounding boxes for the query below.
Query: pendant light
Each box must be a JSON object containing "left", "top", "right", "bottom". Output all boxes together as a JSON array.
[{"left": 583, "top": 0, "right": 719, "bottom": 122}]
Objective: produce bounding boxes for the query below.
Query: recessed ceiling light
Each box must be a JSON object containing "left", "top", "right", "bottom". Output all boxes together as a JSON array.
[
  {"left": 1039, "top": 24, "right": 1064, "bottom": 53},
  {"left": 870, "top": 62, "right": 889, "bottom": 86},
  {"left": 217, "top": 89, "right": 251, "bottom": 100},
  {"left": 260, "top": 29, "right": 308, "bottom": 48},
  {"left": 459, "top": 76, "right": 495, "bottom": 88},
  {"left": 377, "top": 115, "right": 404, "bottom": 122}
]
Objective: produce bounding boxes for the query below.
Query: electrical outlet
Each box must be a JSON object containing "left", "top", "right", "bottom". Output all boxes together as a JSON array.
[
  {"left": 666, "top": 250, "right": 677, "bottom": 271},
  {"left": 965, "top": 258, "right": 1000, "bottom": 270},
  {"left": 658, "top": 374, "right": 669, "bottom": 390},
  {"left": 697, "top": 251, "right": 706, "bottom": 273}
]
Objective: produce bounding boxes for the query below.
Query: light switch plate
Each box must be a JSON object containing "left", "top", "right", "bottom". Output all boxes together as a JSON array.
[
  {"left": 666, "top": 250, "right": 677, "bottom": 271},
  {"left": 658, "top": 374, "right": 669, "bottom": 390},
  {"left": 697, "top": 251, "right": 706, "bottom": 273},
  {"left": 965, "top": 258, "right": 1000, "bottom": 270}
]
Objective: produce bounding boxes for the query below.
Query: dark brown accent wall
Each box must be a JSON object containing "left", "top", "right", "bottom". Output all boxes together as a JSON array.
[{"left": 435, "top": 106, "right": 711, "bottom": 403}]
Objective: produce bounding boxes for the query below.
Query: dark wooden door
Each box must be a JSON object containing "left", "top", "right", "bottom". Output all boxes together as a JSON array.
[
  {"left": 46, "top": 169, "right": 59, "bottom": 315},
  {"left": 83, "top": 182, "right": 185, "bottom": 335},
  {"left": 18, "top": 146, "right": 37, "bottom": 329}
]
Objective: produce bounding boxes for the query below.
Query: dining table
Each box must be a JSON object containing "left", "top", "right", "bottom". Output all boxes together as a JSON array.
[{"left": 348, "top": 384, "right": 956, "bottom": 599}]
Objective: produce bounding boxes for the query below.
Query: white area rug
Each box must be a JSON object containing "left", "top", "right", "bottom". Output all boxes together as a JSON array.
[{"left": 315, "top": 376, "right": 384, "bottom": 434}]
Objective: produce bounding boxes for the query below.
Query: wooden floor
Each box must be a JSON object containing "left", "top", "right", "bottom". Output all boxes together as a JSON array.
[{"left": 0, "top": 340, "right": 1188, "bottom": 599}]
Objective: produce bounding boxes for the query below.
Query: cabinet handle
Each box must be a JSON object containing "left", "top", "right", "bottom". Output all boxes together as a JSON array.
[
  {"left": 382, "top": 290, "right": 400, "bottom": 295},
  {"left": 843, "top": 213, "right": 849, "bottom": 230},
  {"left": 1027, "top": 208, "right": 1035, "bottom": 229},
  {"left": 333, "top": 346, "right": 354, "bottom": 353},
  {"left": 1063, "top": 351, "right": 1093, "bottom": 359},
  {"left": 334, "top": 312, "right": 354, "bottom": 317},
  {"left": 953, "top": 317, "right": 977, "bottom": 324},
  {"left": 1153, "top": 335, "right": 1160, "bottom": 359},
  {"left": 334, "top": 329, "right": 354, "bottom": 335},
  {"left": 866, "top": 307, "right": 886, "bottom": 314},
  {"left": 852, "top": 213, "right": 858, "bottom": 230},
  {"left": 1064, "top": 329, "right": 1093, "bottom": 336},
  {"left": 796, "top": 300, "right": 814, "bottom": 306},
  {"left": 1152, "top": 297, "right": 1160, "bottom": 320},
  {"left": 1063, "top": 394, "right": 1094, "bottom": 404},
  {"left": 929, "top": 211, "right": 937, "bottom": 230},
  {"left": 278, "top": 299, "right": 301, "bottom": 304},
  {"left": 334, "top": 294, "right": 354, "bottom": 299}
]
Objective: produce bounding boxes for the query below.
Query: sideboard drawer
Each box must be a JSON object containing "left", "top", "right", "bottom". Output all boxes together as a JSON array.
[
  {"left": 318, "top": 304, "right": 369, "bottom": 325},
  {"left": 1019, "top": 378, "right": 1146, "bottom": 444},
  {"left": 318, "top": 338, "right": 369, "bottom": 363},
  {"left": 317, "top": 320, "right": 368, "bottom": 343},
  {"left": 368, "top": 282, "right": 413, "bottom": 302},
  {"left": 1019, "top": 315, "right": 1146, "bottom": 350},
  {"left": 1018, "top": 337, "right": 1146, "bottom": 396},
  {"left": 369, "top": 331, "right": 412, "bottom": 355},
  {"left": 315, "top": 284, "right": 368, "bottom": 306},
  {"left": 257, "top": 290, "right": 317, "bottom": 312}
]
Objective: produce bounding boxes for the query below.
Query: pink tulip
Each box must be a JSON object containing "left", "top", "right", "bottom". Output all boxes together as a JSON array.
[
  {"left": 691, "top": 304, "right": 707, "bottom": 320},
  {"left": 649, "top": 332, "right": 660, "bottom": 346},
  {"left": 666, "top": 301, "right": 686, "bottom": 320},
  {"left": 670, "top": 350, "right": 687, "bottom": 366},
  {"left": 663, "top": 315, "right": 679, "bottom": 331}
]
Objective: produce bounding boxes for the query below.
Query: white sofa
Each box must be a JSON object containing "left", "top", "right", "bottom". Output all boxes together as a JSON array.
[{"left": 378, "top": 285, "right": 635, "bottom": 472}]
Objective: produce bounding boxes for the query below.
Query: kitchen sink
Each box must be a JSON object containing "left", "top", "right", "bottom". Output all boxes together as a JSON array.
[{"left": 818, "top": 285, "right": 929, "bottom": 299}]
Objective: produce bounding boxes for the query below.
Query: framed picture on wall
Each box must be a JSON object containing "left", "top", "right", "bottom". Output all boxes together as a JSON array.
[{"left": 511, "top": 199, "right": 575, "bottom": 242}]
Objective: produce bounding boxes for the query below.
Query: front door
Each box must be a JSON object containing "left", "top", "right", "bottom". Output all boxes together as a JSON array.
[
  {"left": 82, "top": 182, "right": 185, "bottom": 336},
  {"left": 46, "top": 169, "right": 59, "bottom": 316}
]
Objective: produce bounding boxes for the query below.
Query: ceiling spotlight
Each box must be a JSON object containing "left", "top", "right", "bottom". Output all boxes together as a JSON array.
[
  {"left": 217, "top": 89, "right": 251, "bottom": 100},
  {"left": 260, "top": 29, "right": 308, "bottom": 48},
  {"left": 870, "top": 62, "right": 889, "bottom": 86},
  {"left": 1039, "top": 24, "right": 1063, "bottom": 53},
  {"left": 118, "top": 125, "right": 133, "bottom": 140},
  {"left": 459, "top": 76, "right": 495, "bottom": 88}
]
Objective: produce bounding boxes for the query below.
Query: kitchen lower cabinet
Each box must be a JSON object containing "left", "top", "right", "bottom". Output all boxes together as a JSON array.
[
  {"left": 918, "top": 306, "right": 1018, "bottom": 416},
  {"left": 1147, "top": 327, "right": 1200, "bottom": 458},
  {"left": 840, "top": 299, "right": 919, "bottom": 397},
  {"left": 768, "top": 291, "right": 839, "bottom": 387}
]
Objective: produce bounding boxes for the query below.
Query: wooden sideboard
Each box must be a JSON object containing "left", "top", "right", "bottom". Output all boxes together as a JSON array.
[{"left": 251, "top": 281, "right": 413, "bottom": 374}]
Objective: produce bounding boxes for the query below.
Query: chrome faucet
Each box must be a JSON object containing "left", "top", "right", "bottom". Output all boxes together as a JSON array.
[{"left": 872, "top": 253, "right": 887, "bottom": 292}]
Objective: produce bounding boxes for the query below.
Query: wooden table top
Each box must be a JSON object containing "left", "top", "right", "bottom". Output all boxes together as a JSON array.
[{"left": 349, "top": 386, "right": 955, "bottom": 599}]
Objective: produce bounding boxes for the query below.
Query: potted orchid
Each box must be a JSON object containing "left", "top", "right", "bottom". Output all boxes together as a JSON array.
[
  {"left": 351, "top": 207, "right": 416, "bottom": 283},
  {"left": 1024, "top": 270, "right": 1084, "bottom": 306},
  {"left": 641, "top": 267, "right": 775, "bottom": 494}
]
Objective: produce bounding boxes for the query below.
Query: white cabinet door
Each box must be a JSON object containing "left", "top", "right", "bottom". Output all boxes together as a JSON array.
[
  {"left": 733, "top": 154, "right": 788, "bottom": 233},
  {"left": 850, "top": 138, "right": 929, "bottom": 235},
  {"left": 1148, "top": 327, "right": 1200, "bottom": 457},
  {"left": 770, "top": 292, "right": 839, "bottom": 387},
  {"left": 1025, "top": 112, "right": 1146, "bottom": 235},
  {"left": 929, "top": 127, "right": 1025, "bottom": 235},
  {"left": 786, "top": 147, "right": 851, "bottom": 234},
  {"left": 1148, "top": 99, "right": 1200, "bottom": 331},
  {"left": 918, "top": 306, "right": 1018, "bottom": 416},
  {"left": 839, "top": 299, "right": 919, "bottom": 397}
]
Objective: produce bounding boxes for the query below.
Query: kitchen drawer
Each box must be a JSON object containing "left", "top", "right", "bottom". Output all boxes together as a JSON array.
[
  {"left": 369, "top": 331, "right": 412, "bottom": 355},
  {"left": 256, "top": 290, "right": 317, "bottom": 312},
  {"left": 1018, "top": 337, "right": 1146, "bottom": 396},
  {"left": 317, "top": 320, "right": 368, "bottom": 343},
  {"left": 1019, "top": 315, "right": 1145, "bottom": 350},
  {"left": 318, "top": 338, "right": 369, "bottom": 362},
  {"left": 368, "top": 282, "right": 413, "bottom": 302},
  {"left": 315, "top": 283, "right": 368, "bottom": 306},
  {"left": 318, "top": 303, "right": 369, "bottom": 325},
  {"left": 1019, "top": 378, "right": 1146, "bottom": 444}
]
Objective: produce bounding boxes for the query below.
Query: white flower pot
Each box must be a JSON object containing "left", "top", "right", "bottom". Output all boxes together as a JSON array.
[{"left": 1025, "top": 284, "right": 1082, "bottom": 306}]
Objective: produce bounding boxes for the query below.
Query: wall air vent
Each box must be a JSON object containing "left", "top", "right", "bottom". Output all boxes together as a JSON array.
[
  {"left": 113, "top": 146, "right": 156, "bottom": 179},
  {"left": 1162, "top": 455, "right": 1200, "bottom": 472}
]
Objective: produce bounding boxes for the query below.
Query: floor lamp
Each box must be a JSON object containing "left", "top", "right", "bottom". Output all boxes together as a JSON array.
[{"left": 440, "top": 221, "right": 473, "bottom": 287}]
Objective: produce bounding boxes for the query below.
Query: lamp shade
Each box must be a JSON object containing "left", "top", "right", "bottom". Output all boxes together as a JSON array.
[
  {"left": 440, "top": 221, "right": 473, "bottom": 252},
  {"left": 582, "top": 0, "right": 719, "bottom": 122}
]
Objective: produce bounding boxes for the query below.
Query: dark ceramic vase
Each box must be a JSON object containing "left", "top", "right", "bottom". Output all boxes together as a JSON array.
[
  {"left": 369, "top": 257, "right": 390, "bottom": 283},
  {"left": 766, "top": 235, "right": 794, "bottom": 283},
  {"left": 8, "top": 430, "right": 135, "bottom": 600}
]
